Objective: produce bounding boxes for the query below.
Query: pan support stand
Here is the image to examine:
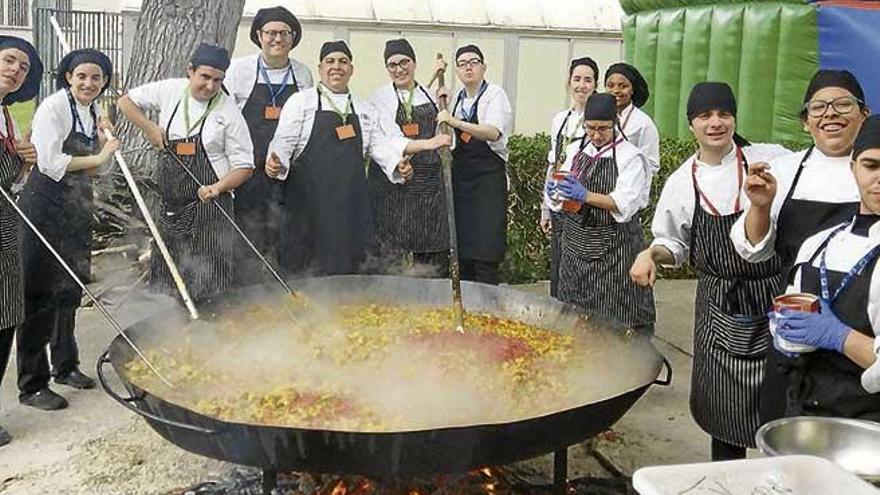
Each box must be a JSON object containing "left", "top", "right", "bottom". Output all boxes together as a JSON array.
[
  {"left": 553, "top": 448, "right": 568, "bottom": 495},
  {"left": 262, "top": 468, "right": 278, "bottom": 494}
]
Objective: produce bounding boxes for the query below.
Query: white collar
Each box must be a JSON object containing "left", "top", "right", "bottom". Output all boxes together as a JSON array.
[{"left": 694, "top": 144, "right": 738, "bottom": 168}]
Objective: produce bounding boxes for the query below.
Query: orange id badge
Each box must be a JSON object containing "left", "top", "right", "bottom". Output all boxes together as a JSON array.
[
  {"left": 460, "top": 132, "right": 472, "bottom": 144},
  {"left": 402, "top": 122, "right": 420, "bottom": 137},
  {"left": 264, "top": 106, "right": 281, "bottom": 120},
  {"left": 336, "top": 124, "right": 356, "bottom": 141},
  {"left": 176, "top": 142, "right": 196, "bottom": 156}
]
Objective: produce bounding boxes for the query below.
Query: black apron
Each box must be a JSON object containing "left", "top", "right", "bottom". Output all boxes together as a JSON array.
[
  {"left": 0, "top": 107, "right": 25, "bottom": 330},
  {"left": 20, "top": 93, "right": 98, "bottom": 301},
  {"left": 451, "top": 88, "right": 507, "bottom": 263},
  {"left": 278, "top": 90, "right": 372, "bottom": 276},
  {"left": 556, "top": 142, "right": 655, "bottom": 330},
  {"left": 782, "top": 225, "right": 880, "bottom": 420},
  {"left": 760, "top": 146, "right": 861, "bottom": 423},
  {"left": 367, "top": 84, "right": 448, "bottom": 255},
  {"left": 688, "top": 152, "right": 783, "bottom": 448},
  {"left": 233, "top": 60, "right": 299, "bottom": 284},
  {"left": 148, "top": 102, "right": 234, "bottom": 302}
]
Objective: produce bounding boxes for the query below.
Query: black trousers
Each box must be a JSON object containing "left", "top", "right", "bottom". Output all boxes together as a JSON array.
[
  {"left": 16, "top": 293, "right": 80, "bottom": 395},
  {"left": 711, "top": 437, "right": 746, "bottom": 461},
  {"left": 460, "top": 258, "right": 501, "bottom": 285},
  {"left": 1, "top": 327, "right": 14, "bottom": 392}
]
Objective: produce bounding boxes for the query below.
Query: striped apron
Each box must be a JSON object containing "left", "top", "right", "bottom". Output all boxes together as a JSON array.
[
  {"left": 689, "top": 169, "right": 782, "bottom": 448},
  {"left": 557, "top": 147, "right": 655, "bottom": 331},
  {"left": 149, "top": 103, "right": 235, "bottom": 302},
  {"left": 0, "top": 133, "right": 24, "bottom": 331},
  {"left": 368, "top": 85, "right": 448, "bottom": 258}
]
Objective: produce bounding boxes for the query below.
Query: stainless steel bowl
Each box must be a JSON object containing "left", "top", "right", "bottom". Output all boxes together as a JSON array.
[{"left": 756, "top": 416, "right": 880, "bottom": 477}]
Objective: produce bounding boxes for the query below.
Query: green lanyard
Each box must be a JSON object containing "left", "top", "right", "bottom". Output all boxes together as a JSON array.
[
  {"left": 182, "top": 86, "right": 221, "bottom": 135},
  {"left": 318, "top": 84, "right": 352, "bottom": 125},
  {"left": 397, "top": 83, "right": 417, "bottom": 123}
]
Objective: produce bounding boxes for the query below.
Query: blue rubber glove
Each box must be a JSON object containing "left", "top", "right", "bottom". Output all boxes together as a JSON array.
[
  {"left": 545, "top": 178, "right": 558, "bottom": 198},
  {"left": 557, "top": 176, "right": 587, "bottom": 204},
  {"left": 776, "top": 300, "right": 851, "bottom": 353},
  {"left": 768, "top": 311, "right": 799, "bottom": 357}
]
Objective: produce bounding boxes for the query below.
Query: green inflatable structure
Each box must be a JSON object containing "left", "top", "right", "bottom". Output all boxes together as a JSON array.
[{"left": 621, "top": 0, "right": 818, "bottom": 143}]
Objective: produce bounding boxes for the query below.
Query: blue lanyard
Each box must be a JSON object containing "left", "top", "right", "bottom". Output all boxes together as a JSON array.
[
  {"left": 257, "top": 57, "right": 294, "bottom": 107},
  {"left": 455, "top": 81, "right": 488, "bottom": 121},
  {"left": 66, "top": 89, "right": 97, "bottom": 142},
  {"left": 818, "top": 222, "right": 880, "bottom": 303}
]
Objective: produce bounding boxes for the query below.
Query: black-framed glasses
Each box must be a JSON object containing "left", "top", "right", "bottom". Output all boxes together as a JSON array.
[
  {"left": 260, "top": 29, "right": 293, "bottom": 40},
  {"left": 385, "top": 58, "right": 413, "bottom": 71},
  {"left": 585, "top": 124, "right": 614, "bottom": 134},
  {"left": 804, "top": 95, "right": 863, "bottom": 118},
  {"left": 456, "top": 58, "right": 483, "bottom": 69}
]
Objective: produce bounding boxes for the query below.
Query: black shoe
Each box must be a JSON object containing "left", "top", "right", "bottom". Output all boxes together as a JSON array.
[
  {"left": 0, "top": 426, "right": 10, "bottom": 447},
  {"left": 55, "top": 369, "right": 96, "bottom": 390},
  {"left": 20, "top": 388, "right": 69, "bottom": 411}
]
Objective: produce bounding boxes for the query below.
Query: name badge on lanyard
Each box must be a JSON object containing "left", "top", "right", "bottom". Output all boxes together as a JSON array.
[
  {"left": 819, "top": 222, "right": 880, "bottom": 303},
  {"left": 402, "top": 122, "right": 420, "bottom": 137},
  {"left": 459, "top": 131, "right": 472, "bottom": 144},
  {"left": 264, "top": 106, "right": 282, "bottom": 120},
  {"left": 454, "top": 82, "right": 487, "bottom": 146},
  {"left": 176, "top": 142, "right": 197, "bottom": 156},
  {"left": 320, "top": 86, "right": 356, "bottom": 141},
  {"left": 336, "top": 124, "right": 356, "bottom": 140},
  {"left": 259, "top": 58, "right": 293, "bottom": 121},
  {"left": 398, "top": 84, "right": 420, "bottom": 137}
]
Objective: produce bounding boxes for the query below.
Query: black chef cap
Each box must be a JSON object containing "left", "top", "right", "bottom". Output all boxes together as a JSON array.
[
  {"left": 853, "top": 114, "right": 880, "bottom": 161},
  {"left": 190, "top": 42, "right": 230, "bottom": 72},
  {"left": 455, "top": 44, "right": 484, "bottom": 63},
  {"left": 0, "top": 35, "right": 43, "bottom": 105},
  {"left": 384, "top": 38, "right": 416, "bottom": 63},
  {"left": 320, "top": 40, "right": 352, "bottom": 61},
  {"left": 604, "top": 62, "right": 649, "bottom": 108},
  {"left": 250, "top": 6, "right": 302, "bottom": 49},
  {"left": 56, "top": 48, "right": 113, "bottom": 93},
  {"left": 686, "top": 82, "right": 750, "bottom": 147},
  {"left": 569, "top": 56, "right": 599, "bottom": 79},
  {"left": 803, "top": 69, "right": 865, "bottom": 106},
  {"left": 584, "top": 93, "right": 618, "bottom": 122}
]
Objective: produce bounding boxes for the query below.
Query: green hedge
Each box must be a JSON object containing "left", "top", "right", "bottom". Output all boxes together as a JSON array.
[{"left": 501, "top": 135, "right": 810, "bottom": 284}]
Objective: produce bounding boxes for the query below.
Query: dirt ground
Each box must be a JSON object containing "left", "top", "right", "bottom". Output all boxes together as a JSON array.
[{"left": 0, "top": 262, "right": 711, "bottom": 494}]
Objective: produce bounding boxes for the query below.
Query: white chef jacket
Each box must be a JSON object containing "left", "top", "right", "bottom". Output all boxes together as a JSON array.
[
  {"left": 452, "top": 82, "right": 513, "bottom": 162},
  {"left": 30, "top": 89, "right": 100, "bottom": 182},
  {"left": 266, "top": 84, "right": 407, "bottom": 182},
  {"left": 786, "top": 218, "right": 880, "bottom": 393},
  {"left": 225, "top": 53, "right": 314, "bottom": 110},
  {"left": 368, "top": 82, "right": 437, "bottom": 141},
  {"left": 618, "top": 103, "right": 660, "bottom": 175},
  {"left": 651, "top": 143, "right": 791, "bottom": 267},
  {"left": 126, "top": 78, "right": 255, "bottom": 181},
  {"left": 730, "top": 147, "right": 860, "bottom": 263}
]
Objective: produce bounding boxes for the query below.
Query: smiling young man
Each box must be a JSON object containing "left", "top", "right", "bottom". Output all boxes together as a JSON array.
[
  {"left": 117, "top": 42, "right": 254, "bottom": 302},
  {"left": 771, "top": 114, "right": 880, "bottom": 421},
  {"left": 366, "top": 39, "right": 453, "bottom": 275},
  {"left": 435, "top": 44, "right": 513, "bottom": 285},
  {"left": 630, "top": 82, "right": 789, "bottom": 461},
  {"left": 266, "top": 41, "right": 419, "bottom": 276},
  {"left": 225, "top": 6, "right": 313, "bottom": 284},
  {"left": 729, "top": 69, "right": 870, "bottom": 423}
]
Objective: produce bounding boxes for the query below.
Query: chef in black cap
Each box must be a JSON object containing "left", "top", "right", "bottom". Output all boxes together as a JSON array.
[
  {"left": 367, "top": 38, "right": 453, "bottom": 275},
  {"left": 631, "top": 82, "right": 789, "bottom": 461},
  {"left": 604, "top": 63, "right": 660, "bottom": 174},
  {"left": 731, "top": 69, "right": 869, "bottom": 423},
  {"left": 434, "top": 43, "right": 513, "bottom": 285},
  {"left": 0, "top": 35, "right": 42, "bottom": 447},
  {"left": 548, "top": 93, "right": 654, "bottom": 333},
  {"left": 118, "top": 42, "right": 254, "bottom": 302},
  {"left": 266, "top": 41, "right": 408, "bottom": 276},
  {"left": 771, "top": 114, "right": 880, "bottom": 421},
  {"left": 15, "top": 48, "right": 118, "bottom": 410},
  {"left": 225, "top": 6, "right": 313, "bottom": 284}
]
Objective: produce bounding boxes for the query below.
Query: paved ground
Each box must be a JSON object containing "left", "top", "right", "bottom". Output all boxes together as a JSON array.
[{"left": 0, "top": 267, "right": 713, "bottom": 494}]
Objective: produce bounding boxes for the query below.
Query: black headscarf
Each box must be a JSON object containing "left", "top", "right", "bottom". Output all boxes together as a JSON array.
[
  {"left": 384, "top": 39, "right": 416, "bottom": 63},
  {"left": 686, "top": 81, "right": 751, "bottom": 147},
  {"left": 803, "top": 69, "right": 865, "bottom": 106},
  {"left": 250, "top": 6, "right": 302, "bottom": 49},
  {"left": 584, "top": 93, "right": 618, "bottom": 122},
  {"left": 0, "top": 36, "right": 43, "bottom": 105},
  {"left": 190, "top": 43, "right": 230, "bottom": 72},
  {"left": 604, "top": 62, "right": 649, "bottom": 108},
  {"left": 55, "top": 48, "right": 113, "bottom": 93},
  {"left": 455, "top": 44, "right": 484, "bottom": 63},
  {"left": 569, "top": 57, "right": 599, "bottom": 79},
  {"left": 853, "top": 114, "right": 880, "bottom": 161},
  {"left": 320, "top": 41, "right": 352, "bottom": 61}
]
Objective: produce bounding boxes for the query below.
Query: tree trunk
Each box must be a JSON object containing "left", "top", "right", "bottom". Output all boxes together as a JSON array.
[{"left": 96, "top": 0, "right": 245, "bottom": 246}]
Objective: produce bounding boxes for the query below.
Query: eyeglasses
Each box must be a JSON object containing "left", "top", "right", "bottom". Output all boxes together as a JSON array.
[
  {"left": 804, "top": 96, "right": 862, "bottom": 118},
  {"left": 456, "top": 58, "right": 483, "bottom": 69},
  {"left": 260, "top": 29, "right": 293, "bottom": 40},
  {"left": 585, "top": 124, "right": 614, "bottom": 134},
  {"left": 385, "top": 58, "right": 413, "bottom": 71}
]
